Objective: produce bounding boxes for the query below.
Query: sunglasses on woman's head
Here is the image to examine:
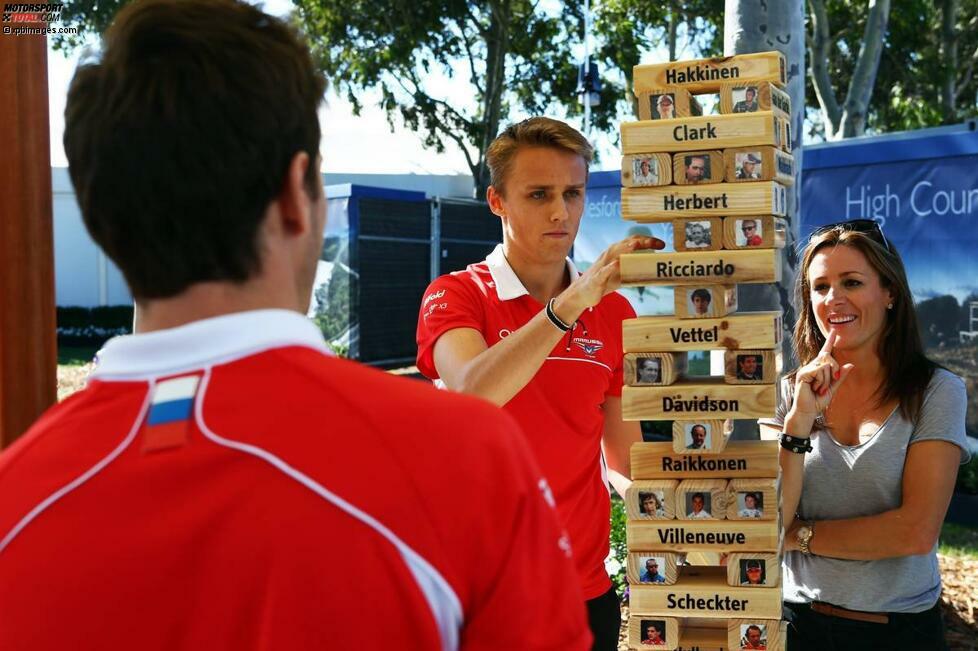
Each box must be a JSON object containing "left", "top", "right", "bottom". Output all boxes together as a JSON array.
[{"left": 809, "top": 219, "right": 891, "bottom": 252}]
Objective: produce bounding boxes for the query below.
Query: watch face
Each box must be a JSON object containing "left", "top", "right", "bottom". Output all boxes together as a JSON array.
[{"left": 797, "top": 526, "right": 811, "bottom": 541}]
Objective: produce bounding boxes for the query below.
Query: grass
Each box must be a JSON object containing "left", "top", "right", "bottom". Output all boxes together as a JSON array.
[
  {"left": 57, "top": 345, "right": 99, "bottom": 366},
  {"left": 939, "top": 522, "right": 978, "bottom": 559}
]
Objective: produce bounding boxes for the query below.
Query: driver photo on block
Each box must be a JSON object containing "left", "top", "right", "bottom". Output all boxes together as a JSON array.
[{"left": 416, "top": 117, "right": 665, "bottom": 650}]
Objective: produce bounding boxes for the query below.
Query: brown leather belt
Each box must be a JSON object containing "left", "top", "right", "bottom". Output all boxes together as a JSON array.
[{"left": 811, "top": 601, "right": 890, "bottom": 625}]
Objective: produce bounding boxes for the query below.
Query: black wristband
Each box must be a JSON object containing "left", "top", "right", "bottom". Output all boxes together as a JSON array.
[
  {"left": 779, "top": 432, "right": 813, "bottom": 454},
  {"left": 546, "top": 298, "right": 573, "bottom": 332}
]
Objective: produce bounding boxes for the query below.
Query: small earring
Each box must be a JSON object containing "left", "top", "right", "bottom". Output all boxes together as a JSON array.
[{"left": 887, "top": 303, "right": 894, "bottom": 310}]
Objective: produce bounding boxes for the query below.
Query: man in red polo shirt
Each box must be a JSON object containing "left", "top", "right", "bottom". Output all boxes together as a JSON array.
[
  {"left": 416, "top": 117, "right": 665, "bottom": 649},
  {"left": 0, "top": 3, "right": 590, "bottom": 650}
]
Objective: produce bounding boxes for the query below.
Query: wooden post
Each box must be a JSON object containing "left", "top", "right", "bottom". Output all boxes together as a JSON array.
[{"left": 0, "top": 34, "right": 56, "bottom": 447}]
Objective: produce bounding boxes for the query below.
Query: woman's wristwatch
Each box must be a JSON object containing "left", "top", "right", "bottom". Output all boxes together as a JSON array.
[{"left": 796, "top": 521, "right": 815, "bottom": 555}]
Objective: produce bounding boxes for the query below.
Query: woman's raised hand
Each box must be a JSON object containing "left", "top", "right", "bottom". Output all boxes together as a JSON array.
[{"left": 793, "top": 330, "right": 854, "bottom": 416}]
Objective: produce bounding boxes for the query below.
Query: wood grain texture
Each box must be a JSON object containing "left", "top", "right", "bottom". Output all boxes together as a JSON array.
[
  {"left": 673, "top": 217, "right": 726, "bottom": 253},
  {"left": 725, "top": 478, "right": 780, "bottom": 521},
  {"left": 673, "top": 285, "right": 738, "bottom": 319},
  {"left": 722, "top": 216, "right": 787, "bottom": 250},
  {"left": 636, "top": 87, "right": 704, "bottom": 120},
  {"left": 628, "top": 616, "right": 681, "bottom": 650},
  {"left": 672, "top": 150, "right": 725, "bottom": 186},
  {"left": 625, "top": 352, "right": 688, "bottom": 386},
  {"left": 620, "top": 249, "right": 782, "bottom": 286},
  {"left": 727, "top": 619, "right": 785, "bottom": 651},
  {"left": 621, "top": 153, "right": 674, "bottom": 188},
  {"left": 623, "top": 311, "right": 783, "bottom": 352},
  {"left": 719, "top": 81, "right": 791, "bottom": 118},
  {"left": 0, "top": 32, "right": 57, "bottom": 447},
  {"left": 626, "top": 480, "right": 680, "bottom": 520},
  {"left": 629, "top": 566, "right": 783, "bottom": 618},
  {"left": 674, "top": 627, "right": 729, "bottom": 651},
  {"left": 631, "top": 440, "right": 780, "bottom": 480},
  {"left": 628, "top": 519, "right": 780, "bottom": 554},
  {"left": 633, "top": 51, "right": 786, "bottom": 94},
  {"left": 726, "top": 552, "right": 782, "bottom": 588},
  {"left": 672, "top": 420, "right": 732, "bottom": 454},
  {"left": 621, "top": 181, "right": 788, "bottom": 221},
  {"left": 723, "top": 349, "right": 783, "bottom": 385},
  {"left": 675, "top": 478, "right": 729, "bottom": 521},
  {"left": 622, "top": 379, "right": 777, "bottom": 420},
  {"left": 627, "top": 552, "right": 684, "bottom": 586},
  {"left": 621, "top": 112, "right": 781, "bottom": 155},
  {"left": 723, "top": 146, "right": 795, "bottom": 186}
]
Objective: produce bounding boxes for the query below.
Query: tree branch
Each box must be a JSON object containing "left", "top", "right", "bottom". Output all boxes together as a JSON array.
[
  {"left": 455, "top": 16, "right": 484, "bottom": 96},
  {"left": 808, "top": 0, "right": 842, "bottom": 137},
  {"left": 393, "top": 71, "right": 479, "bottom": 174},
  {"left": 954, "top": 42, "right": 978, "bottom": 102},
  {"left": 838, "top": 0, "right": 891, "bottom": 137},
  {"left": 940, "top": 0, "right": 959, "bottom": 123}
]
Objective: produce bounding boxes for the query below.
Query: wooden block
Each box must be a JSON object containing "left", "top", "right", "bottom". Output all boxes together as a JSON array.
[
  {"left": 628, "top": 519, "right": 780, "bottom": 554},
  {"left": 622, "top": 153, "right": 674, "bottom": 188},
  {"left": 621, "top": 112, "right": 781, "bottom": 155},
  {"left": 674, "top": 285, "right": 737, "bottom": 319},
  {"left": 637, "top": 88, "right": 704, "bottom": 120},
  {"left": 622, "top": 379, "right": 777, "bottom": 420},
  {"left": 620, "top": 249, "right": 782, "bottom": 286},
  {"left": 726, "top": 553, "right": 781, "bottom": 588},
  {"left": 633, "top": 51, "right": 786, "bottom": 95},
  {"left": 726, "top": 478, "right": 779, "bottom": 521},
  {"left": 631, "top": 440, "right": 780, "bottom": 480},
  {"left": 775, "top": 115, "right": 791, "bottom": 152},
  {"left": 685, "top": 551, "right": 722, "bottom": 566},
  {"left": 623, "top": 311, "right": 783, "bottom": 353},
  {"left": 676, "top": 478, "right": 729, "bottom": 520},
  {"left": 629, "top": 616, "right": 681, "bottom": 650},
  {"left": 628, "top": 552, "right": 683, "bottom": 585},
  {"left": 723, "top": 349, "right": 783, "bottom": 384},
  {"left": 672, "top": 420, "right": 732, "bottom": 454},
  {"left": 672, "top": 150, "right": 724, "bottom": 186},
  {"left": 625, "top": 352, "right": 688, "bottom": 386},
  {"left": 722, "top": 216, "right": 787, "bottom": 250},
  {"left": 723, "top": 146, "right": 795, "bottom": 186},
  {"left": 621, "top": 182, "right": 788, "bottom": 221},
  {"left": 673, "top": 217, "right": 725, "bottom": 252},
  {"left": 629, "top": 566, "right": 783, "bottom": 618},
  {"left": 676, "top": 627, "right": 729, "bottom": 651},
  {"left": 626, "top": 479, "right": 680, "bottom": 520},
  {"left": 719, "top": 81, "right": 791, "bottom": 119},
  {"left": 728, "top": 619, "right": 785, "bottom": 651}
]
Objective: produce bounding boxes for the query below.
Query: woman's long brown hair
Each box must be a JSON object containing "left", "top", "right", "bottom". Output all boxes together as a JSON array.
[{"left": 793, "top": 228, "right": 936, "bottom": 421}]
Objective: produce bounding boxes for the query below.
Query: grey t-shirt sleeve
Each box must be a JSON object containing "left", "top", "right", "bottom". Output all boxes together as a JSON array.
[{"left": 911, "top": 369, "right": 972, "bottom": 464}]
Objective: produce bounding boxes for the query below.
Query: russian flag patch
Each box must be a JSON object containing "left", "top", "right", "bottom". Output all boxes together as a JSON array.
[{"left": 142, "top": 375, "right": 200, "bottom": 452}]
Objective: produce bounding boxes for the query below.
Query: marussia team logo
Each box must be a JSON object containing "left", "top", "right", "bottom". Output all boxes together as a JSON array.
[{"left": 573, "top": 337, "right": 604, "bottom": 356}]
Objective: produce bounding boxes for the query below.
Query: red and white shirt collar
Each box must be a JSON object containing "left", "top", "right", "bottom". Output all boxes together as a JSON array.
[
  {"left": 484, "top": 244, "right": 581, "bottom": 302},
  {"left": 91, "top": 309, "right": 329, "bottom": 380}
]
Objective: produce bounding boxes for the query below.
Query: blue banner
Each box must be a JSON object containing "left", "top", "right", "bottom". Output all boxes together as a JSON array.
[{"left": 801, "top": 130, "right": 978, "bottom": 304}]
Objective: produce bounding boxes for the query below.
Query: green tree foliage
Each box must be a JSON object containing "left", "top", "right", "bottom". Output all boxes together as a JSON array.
[
  {"left": 52, "top": 0, "right": 723, "bottom": 196},
  {"left": 806, "top": 0, "right": 978, "bottom": 140},
  {"left": 591, "top": 0, "right": 723, "bottom": 115}
]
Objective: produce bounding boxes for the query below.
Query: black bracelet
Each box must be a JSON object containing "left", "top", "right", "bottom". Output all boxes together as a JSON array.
[
  {"left": 546, "top": 298, "right": 573, "bottom": 332},
  {"left": 779, "top": 432, "right": 813, "bottom": 454}
]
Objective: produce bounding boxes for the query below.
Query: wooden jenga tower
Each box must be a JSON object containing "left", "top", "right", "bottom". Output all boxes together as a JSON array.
[{"left": 620, "top": 52, "right": 790, "bottom": 651}]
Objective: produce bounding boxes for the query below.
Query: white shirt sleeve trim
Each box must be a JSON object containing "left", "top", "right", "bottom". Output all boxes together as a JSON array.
[{"left": 0, "top": 382, "right": 152, "bottom": 555}]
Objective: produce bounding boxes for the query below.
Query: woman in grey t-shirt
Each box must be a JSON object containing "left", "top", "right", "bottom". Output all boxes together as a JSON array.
[{"left": 765, "top": 220, "right": 971, "bottom": 651}]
